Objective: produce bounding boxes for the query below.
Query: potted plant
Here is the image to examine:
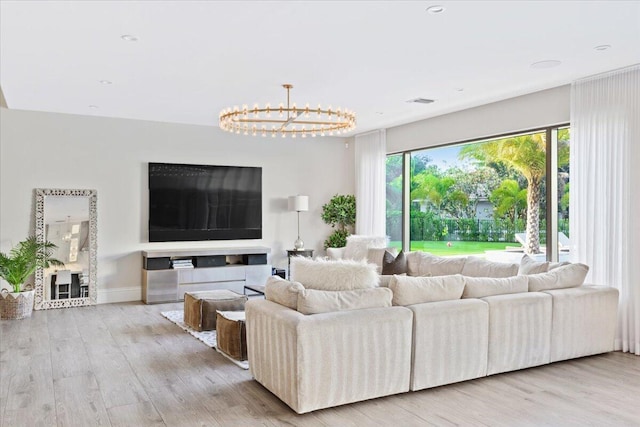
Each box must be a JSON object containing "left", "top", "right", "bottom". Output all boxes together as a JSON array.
[
  {"left": 321, "top": 194, "right": 356, "bottom": 249},
  {"left": 0, "top": 236, "right": 63, "bottom": 319}
]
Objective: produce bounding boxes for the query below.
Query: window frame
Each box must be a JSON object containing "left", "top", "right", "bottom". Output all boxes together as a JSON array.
[{"left": 387, "top": 123, "right": 570, "bottom": 262}]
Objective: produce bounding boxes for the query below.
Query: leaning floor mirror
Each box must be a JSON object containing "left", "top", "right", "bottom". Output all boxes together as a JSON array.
[{"left": 34, "top": 189, "right": 97, "bottom": 309}]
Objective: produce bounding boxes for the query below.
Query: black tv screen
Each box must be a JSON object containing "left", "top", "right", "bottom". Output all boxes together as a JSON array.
[{"left": 148, "top": 162, "right": 262, "bottom": 242}]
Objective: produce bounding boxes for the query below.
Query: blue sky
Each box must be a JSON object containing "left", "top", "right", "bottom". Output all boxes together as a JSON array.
[{"left": 414, "top": 144, "right": 474, "bottom": 171}]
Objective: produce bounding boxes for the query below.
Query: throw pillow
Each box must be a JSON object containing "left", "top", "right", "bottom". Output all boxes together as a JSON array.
[
  {"left": 548, "top": 261, "right": 570, "bottom": 270},
  {"left": 264, "top": 276, "right": 305, "bottom": 310},
  {"left": 461, "top": 256, "right": 518, "bottom": 278},
  {"left": 389, "top": 274, "right": 465, "bottom": 306},
  {"left": 367, "top": 247, "right": 398, "bottom": 273},
  {"left": 462, "top": 275, "right": 528, "bottom": 298},
  {"left": 381, "top": 250, "right": 407, "bottom": 275},
  {"left": 413, "top": 252, "right": 466, "bottom": 277},
  {"left": 296, "top": 287, "right": 392, "bottom": 315},
  {"left": 379, "top": 273, "right": 406, "bottom": 288},
  {"left": 405, "top": 252, "right": 422, "bottom": 276},
  {"left": 527, "top": 263, "right": 589, "bottom": 291},
  {"left": 290, "top": 257, "right": 379, "bottom": 291},
  {"left": 518, "top": 254, "right": 549, "bottom": 275},
  {"left": 343, "top": 235, "right": 389, "bottom": 261}
]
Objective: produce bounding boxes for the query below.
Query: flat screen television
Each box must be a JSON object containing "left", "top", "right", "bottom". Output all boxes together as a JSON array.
[{"left": 148, "top": 162, "right": 262, "bottom": 242}]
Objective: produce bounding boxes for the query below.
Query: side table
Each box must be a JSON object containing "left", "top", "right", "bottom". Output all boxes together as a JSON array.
[
  {"left": 287, "top": 249, "right": 314, "bottom": 279},
  {"left": 243, "top": 284, "right": 265, "bottom": 297}
]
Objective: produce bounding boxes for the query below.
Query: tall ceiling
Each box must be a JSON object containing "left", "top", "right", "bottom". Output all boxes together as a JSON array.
[{"left": 1, "top": 1, "right": 639, "bottom": 136}]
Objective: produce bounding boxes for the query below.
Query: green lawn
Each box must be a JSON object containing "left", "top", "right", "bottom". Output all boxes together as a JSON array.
[{"left": 389, "top": 241, "right": 515, "bottom": 256}]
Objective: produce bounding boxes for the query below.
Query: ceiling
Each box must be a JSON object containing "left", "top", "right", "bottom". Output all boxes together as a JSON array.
[{"left": 1, "top": 1, "right": 639, "bottom": 136}]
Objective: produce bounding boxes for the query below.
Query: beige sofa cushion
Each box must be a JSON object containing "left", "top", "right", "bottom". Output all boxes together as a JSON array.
[
  {"left": 549, "top": 261, "right": 570, "bottom": 270},
  {"left": 290, "top": 257, "right": 379, "bottom": 290},
  {"left": 296, "top": 287, "right": 392, "bottom": 315},
  {"left": 343, "top": 235, "right": 389, "bottom": 261},
  {"left": 461, "top": 256, "right": 518, "bottom": 278},
  {"left": 264, "top": 276, "right": 305, "bottom": 310},
  {"left": 405, "top": 252, "right": 422, "bottom": 276},
  {"left": 409, "top": 252, "right": 466, "bottom": 277},
  {"left": 527, "top": 263, "right": 589, "bottom": 291},
  {"left": 462, "top": 275, "right": 528, "bottom": 298},
  {"left": 518, "top": 254, "right": 550, "bottom": 275},
  {"left": 389, "top": 274, "right": 465, "bottom": 306}
]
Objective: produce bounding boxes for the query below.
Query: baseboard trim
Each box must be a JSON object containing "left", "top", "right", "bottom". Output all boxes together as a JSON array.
[{"left": 97, "top": 286, "right": 141, "bottom": 304}]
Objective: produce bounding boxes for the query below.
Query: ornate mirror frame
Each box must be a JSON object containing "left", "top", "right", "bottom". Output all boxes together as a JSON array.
[{"left": 34, "top": 188, "right": 98, "bottom": 310}]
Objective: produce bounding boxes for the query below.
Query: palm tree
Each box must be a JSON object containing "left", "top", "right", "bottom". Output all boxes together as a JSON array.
[
  {"left": 460, "top": 133, "right": 569, "bottom": 254},
  {"left": 490, "top": 179, "right": 527, "bottom": 223}
]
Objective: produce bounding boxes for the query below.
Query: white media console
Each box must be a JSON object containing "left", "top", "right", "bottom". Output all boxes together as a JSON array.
[{"left": 141, "top": 246, "right": 271, "bottom": 304}]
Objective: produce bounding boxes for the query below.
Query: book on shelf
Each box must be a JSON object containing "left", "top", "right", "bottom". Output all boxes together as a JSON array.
[{"left": 171, "top": 259, "right": 194, "bottom": 269}]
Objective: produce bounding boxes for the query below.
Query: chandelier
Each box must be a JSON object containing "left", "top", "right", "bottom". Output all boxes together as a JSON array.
[{"left": 218, "top": 84, "right": 356, "bottom": 138}]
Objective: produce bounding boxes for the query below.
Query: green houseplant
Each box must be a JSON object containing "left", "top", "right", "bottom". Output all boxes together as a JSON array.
[
  {"left": 0, "top": 236, "right": 63, "bottom": 319},
  {"left": 321, "top": 194, "right": 356, "bottom": 249}
]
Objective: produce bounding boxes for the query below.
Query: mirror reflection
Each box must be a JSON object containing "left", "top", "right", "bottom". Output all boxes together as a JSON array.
[
  {"left": 34, "top": 188, "right": 97, "bottom": 310},
  {"left": 44, "top": 196, "right": 90, "bottom": 300}
]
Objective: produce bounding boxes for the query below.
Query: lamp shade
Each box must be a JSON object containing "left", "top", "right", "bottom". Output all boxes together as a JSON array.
[{"left": 288, "top": 195, "right": 309, "bottom": 212}]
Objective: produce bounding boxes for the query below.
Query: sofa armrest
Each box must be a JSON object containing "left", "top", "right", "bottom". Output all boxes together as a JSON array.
[
  {"left": 326, "top": 246, "right": 345, "bottom": 260},
  {"left": 542, "top": 285, "right": 619, "bottom": 362},
  {"left": 245, "top": 299, "right": 413, "bottom": 414}
]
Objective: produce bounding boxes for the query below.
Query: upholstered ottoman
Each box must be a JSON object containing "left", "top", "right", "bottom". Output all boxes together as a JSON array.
[
  {"left": 216, "top": 311, "right": 247, "bottom": 361},
  {"left": 183, "top": 290, "right": 247, "bottom": 332}
]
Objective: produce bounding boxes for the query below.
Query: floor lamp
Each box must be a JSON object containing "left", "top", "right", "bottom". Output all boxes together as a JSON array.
[{"left": 288, "top": 195, "right": 309, "bottom": 250}]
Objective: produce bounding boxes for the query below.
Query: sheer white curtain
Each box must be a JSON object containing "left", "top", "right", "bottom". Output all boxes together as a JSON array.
[
  {"left": 354, "top": 129, "right": 386, "bottom": 236},
  {"left": 570, "top": 64, "right": 640, "bottom": 355}
]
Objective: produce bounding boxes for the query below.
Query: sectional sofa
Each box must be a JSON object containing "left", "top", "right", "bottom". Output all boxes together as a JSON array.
[{"left": 245, "top": 252, "right": 619, "bottom": 414}]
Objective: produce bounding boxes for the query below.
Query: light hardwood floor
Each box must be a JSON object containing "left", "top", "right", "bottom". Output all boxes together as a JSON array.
[{"left": 1, "top": 302, "right": 639, "bottom": 427}]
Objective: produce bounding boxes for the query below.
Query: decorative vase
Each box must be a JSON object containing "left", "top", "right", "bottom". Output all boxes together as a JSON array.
[{"left": 0, "top": 289, "right": 35, "bottom": 320}]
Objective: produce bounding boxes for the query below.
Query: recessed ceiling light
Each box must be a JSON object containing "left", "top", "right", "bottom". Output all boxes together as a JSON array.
[
  {"left": 88, "top": 105, "right": 99, "bottom": 109},
  {"left": 426, "top": 5, "right": 445, "bottom": 14},
  {"left": 121, "top": 34, "right": 138, "bottom": 42},
  {"left": 99, "top": 80, "right": 112, "bottom": 85},
  {"left": 407, "top": 98, "right": 435, "bottom": 104},
  {"left": 530, "top": 60, "right": 562, "bottom": 69},
  {"left": 594, "top": 44, "right": 611, "bottom": 51}
]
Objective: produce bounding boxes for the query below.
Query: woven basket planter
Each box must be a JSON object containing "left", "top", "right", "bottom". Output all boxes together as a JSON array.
[{"left": 0, "top": 290, "right": 35, "bottom": 320}]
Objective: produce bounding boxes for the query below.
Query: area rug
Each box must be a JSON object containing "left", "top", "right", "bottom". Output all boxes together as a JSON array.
[{"left": 160, "top": 310, "right": 249, "bottom": 370}]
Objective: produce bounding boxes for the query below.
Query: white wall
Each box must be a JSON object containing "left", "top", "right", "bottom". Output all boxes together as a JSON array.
[
  {"left": 0, "top": 108, "right": 354, "bottom": 302},
  {"left": 386, "top": 85, "right": 570, "bottom": 153}
]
